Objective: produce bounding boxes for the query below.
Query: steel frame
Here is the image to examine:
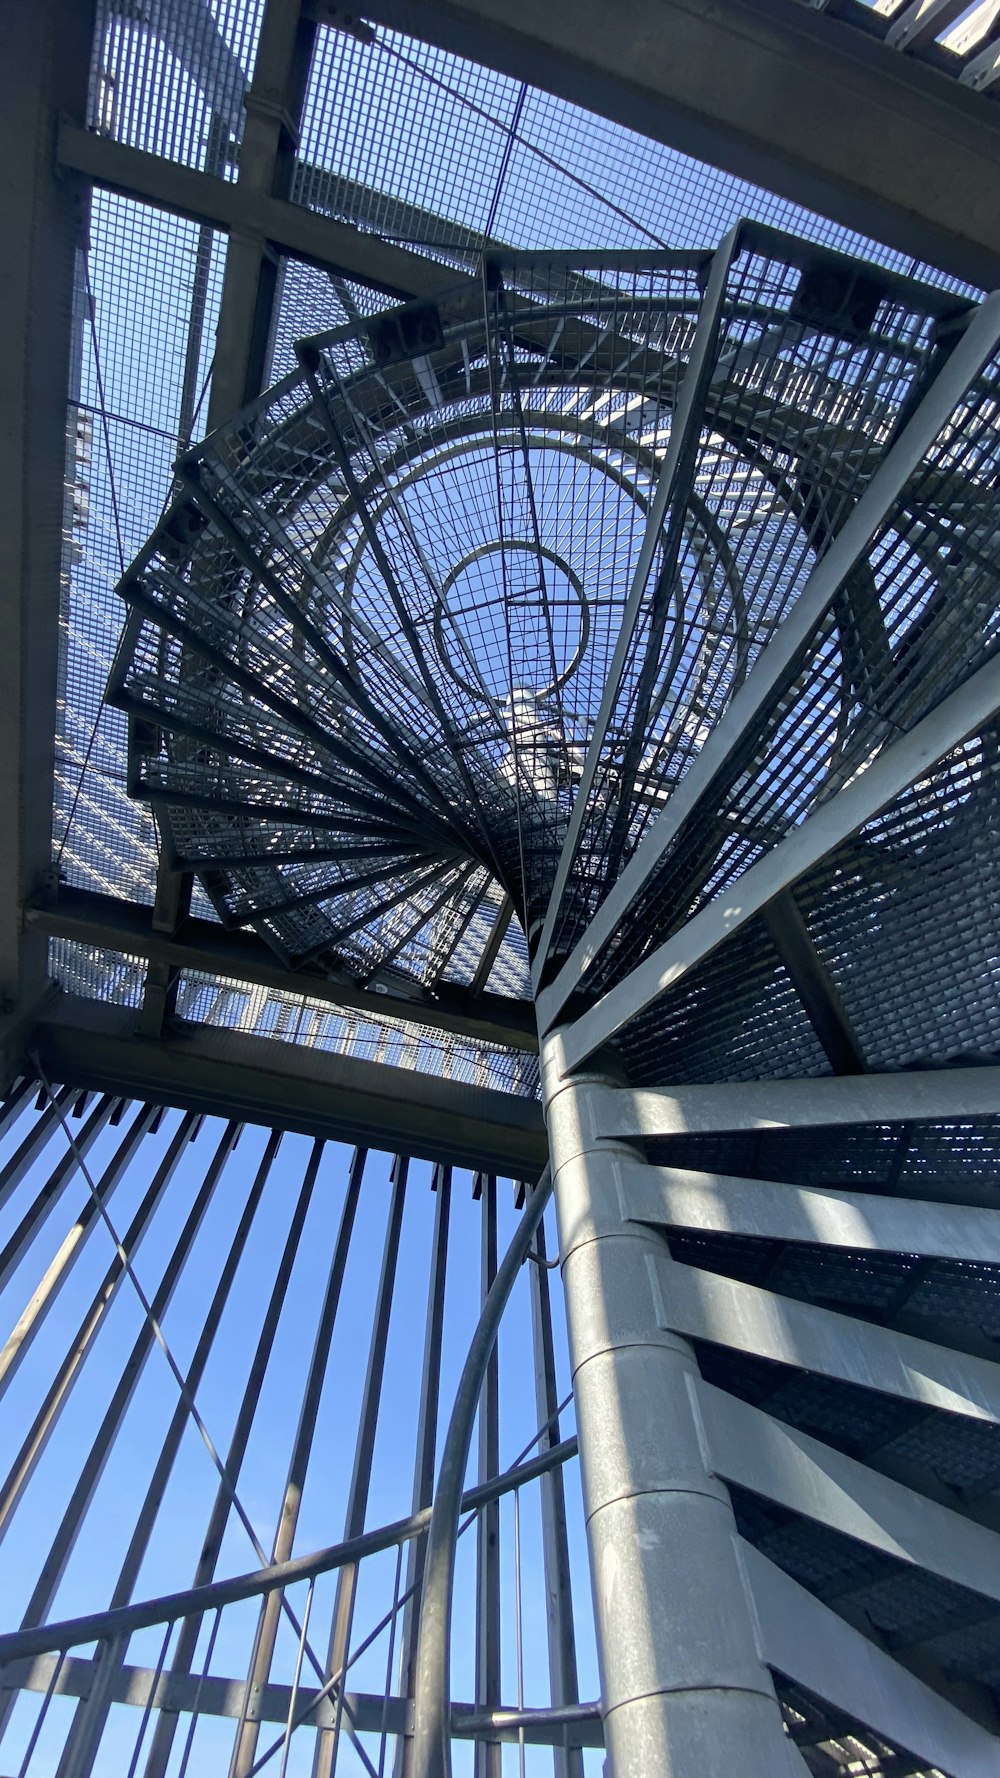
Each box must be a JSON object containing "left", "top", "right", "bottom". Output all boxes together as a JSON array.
[
  {"left": 360, "top": 0, "right": 1000, "bottom": 287},
  {"left": 5, "top": 1, "right": 1000, "bottom": 1775}
]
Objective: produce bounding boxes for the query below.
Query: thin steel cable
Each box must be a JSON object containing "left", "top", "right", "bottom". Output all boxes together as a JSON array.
[
  {"left": 373, "top": 37, "right": 667, "bottom": 249},
  {"left": 176, "top": 1608, "right": 223, "bottom": 1778},
  {"left": 482, "top": 82, "right": 526, "bottom": 246},
  {"left": 15, "top": 1650, "right": 66, "bottom": 1778}
]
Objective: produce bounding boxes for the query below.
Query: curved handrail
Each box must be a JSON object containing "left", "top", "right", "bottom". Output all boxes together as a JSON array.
[{"left": 410, "top": 1164, "right": 554, "bottom": 1778}]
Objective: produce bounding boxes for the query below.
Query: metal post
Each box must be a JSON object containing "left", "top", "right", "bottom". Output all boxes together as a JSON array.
[
  {"left": 540, "top": 1031, "right": 797, "bottom": 1778},
  {"left": 474, "top": 1173, "right": 502, "bottom": 1778},
  {"left": 144, "top": 1130, "right": 314, "bottom": 1778},
  {"left": 0, "top": 1092, "right": 115, "bottom": 1303},
  {"left": 528, "top": 1213, "right": 582, "bottom": 1778},
  {"left": 230, "top": 1140, "right": 361, "bottom": 1778},
  {"left": 313, "top": 1152, "right": 409, "bottom": 1778},
  {"left": 395, "top": 1162, "right": 452, "bottom": 1777}
]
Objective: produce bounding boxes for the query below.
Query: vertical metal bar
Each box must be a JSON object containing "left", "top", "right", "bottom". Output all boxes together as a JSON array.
[
  {"left": 533, "top": 229, "right": 741, "bottom": 978},
  {"left": 143, "top": 1132, "right": 319, "bottom": 1778},
  {"left": 278, "top": 1579, "right": 315, "bottom": 1778},
  {"left": 0, "top": 1083, "right": 76, "bottom": 1213},
  {"left": 0, "top": 1101, "right": 157, "bottom": 1402},
  {"left": 125, "top": 1621, "right": 174, "bottom": 1778},
  {"left": 528, "top": 1214, "right": 583, "bottom": 1778},
  {"left": 230, "top": 1144, "right": 365, "bottom": 1778},
  {"left": 395, "top": 1163, "right": 452, "bottom": 1778},
  {"left": 14, "top": 1648, "right": 66, "bottom": 1778},
  {"left": 0, "top": 1075, "right": 35, "bottom": 1145},
  {"left": 541, "top": 1035, "right": 792, "bottom": 1778},
  {"left": 313, "top": 1153, "right": 409, "bottom": 1778},
  {"left": 54, "top": 1633, "right": 126, "bottom": 1778},
  {"left": 112, "top": 1132, "right": 269, "bottom": 1602},
  {"left": 0, "top": 1092, "right": 115, "bottom": 1294},
  {"left": 0, "top": 1112, "right": 198, "bottom": 1541},
  {"left": 54, "top": 1120, "right": 270, "bottom": 1775},
  {"left": 475, "top": 1174, "right": 501, "bottom": 1778},
  {"left": 409, "top": 1171, "right": 552, "bottom": 1778},
  {"left": 513, "top": 1484, "right": 526, "bottom": 1778},
  {"left": 379, "top": 1542, "right": 405, "bottom": 1777}
]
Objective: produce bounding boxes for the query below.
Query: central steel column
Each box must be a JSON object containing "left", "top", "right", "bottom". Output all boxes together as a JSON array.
[{"left": 541, "top": 1030, "right": 797, "bottom": 1778}]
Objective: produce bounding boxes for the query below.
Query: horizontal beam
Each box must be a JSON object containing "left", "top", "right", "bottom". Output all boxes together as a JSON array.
[
  {"left": 619, "top": 1160, "right": 1000, "bottom": 1249},
  {"left": 744, "top": 1542, "right": 1000, "bottom": 1775},
  {"left": 593, "top": 1063, "right": 1000, "bottom": 1139},
  {"left": 26, "top": 887, "right": 536, "bottom": 1052},
  {"left": 26, "top": 994, "right": 547, "bottom": 1176},
  {"left": 559, "top": 651, "right": 1000, "bottom": 1068},
  {"left": 55, "top": 121, "right": 452, "bottom": 298},
  {"left": 700, "top": 1383, "right": 1000, "bottom": 1604},
  {"left": 0, "top": 0, "right": 95, "bottom": 1018},
  {"left": 649, "top": 1247, "right": 1000, "bottom": 1422},
  {"left": 4, "top": 1655, "right": 603, "bottom": 1747},
  {"left": 362, "top": 0, "right": 1000, "bottom": 287}
]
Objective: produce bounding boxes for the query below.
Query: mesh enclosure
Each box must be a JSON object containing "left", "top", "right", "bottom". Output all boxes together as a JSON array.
[
  {"left": 108, "top": 226, "right": 991, "bottom": 1014},
  {"left": 111, "top": 247, "right": 714, "bottom": 978}
]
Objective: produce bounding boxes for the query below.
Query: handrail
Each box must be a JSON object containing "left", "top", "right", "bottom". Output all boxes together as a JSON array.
[
  {"left": 410, "top": 1165, "right": 554, "bottom": 1778},
  {"left": 0, "top": 1433, "right": 574, "bottom": 1667}
]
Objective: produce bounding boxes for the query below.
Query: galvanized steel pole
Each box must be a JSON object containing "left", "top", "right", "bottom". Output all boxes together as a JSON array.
[{"left": 540, "top": 1030, "right": 797, "bottom": 1778}]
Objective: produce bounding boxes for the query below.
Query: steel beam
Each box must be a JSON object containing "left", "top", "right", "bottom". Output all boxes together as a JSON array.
[
  {"left": 205, "top": 0, "right": 314, "bottom": 424},
  {"left": 647, "top": 1246, "right": 1000, "bottom": 1422},
  {"left": 533, "top": 228, "right": 739, "bottom": 981},
  {"left": 0, "top": 0, "right": 94, "bottom": 1045},
  {"left": 617, "top": 1159, "right": 1000, "bottom": 1258},
  {"left": 760, "top": 890, "right": 867, "bottom": 1075},
  {"left": 744, "top": 1543, "right": 1000, "bottom": 1776},
  {"left": 55, "top": 121, "right": 454, "bottom": 298},
  {"left": 558, "top": 650, "right": 1000, "bottom": 1068},
  {"left": 2, "top": 1655, "right": 603, "bottom": 1748},
  {"left": 29, "top": 994, "right": 546, "bottom": 1175},
  {"left": 597, "top": 1063, "right": 1000, "bottom": 1140},
  {"left": 699, "top": 1383, "right": 1000, "bottom": 1600},
  {"left": 362, "top": 0, "right": 1000, "bottom": 287},
  {"left": 26, "top": 886, "right": 536, "bottom": 1051}
]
